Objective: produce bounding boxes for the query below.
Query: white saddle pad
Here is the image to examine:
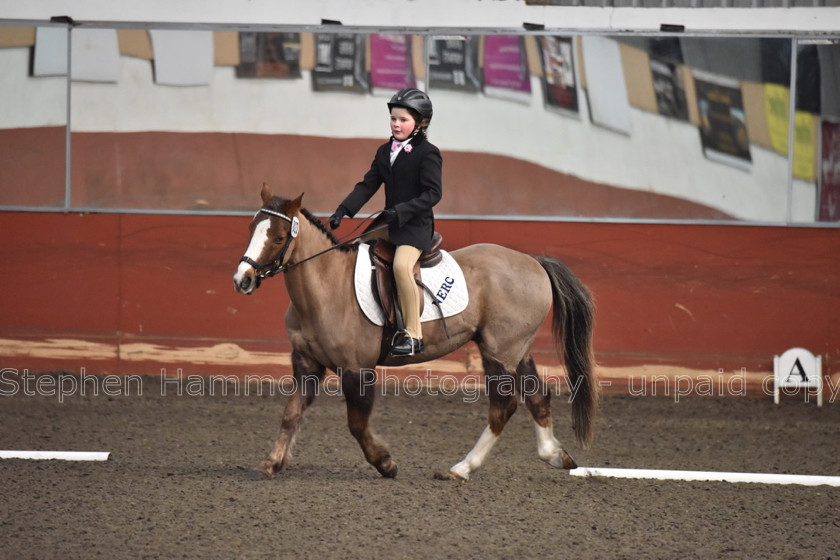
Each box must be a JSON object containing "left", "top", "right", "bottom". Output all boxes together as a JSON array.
[{"left": 354, "top": 243, "right": 469, "bottom": 327}]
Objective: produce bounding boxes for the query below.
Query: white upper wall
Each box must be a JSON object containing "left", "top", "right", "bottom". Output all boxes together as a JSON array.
[
  {"left": 1, "top": 0, "right": 838, "bottom": 35},
  {"left": 0, "top": 48, "right": 803, "bottom": 222}
]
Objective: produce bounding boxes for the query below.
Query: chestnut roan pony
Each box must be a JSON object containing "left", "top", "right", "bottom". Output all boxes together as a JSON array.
[{"left": 233, "top": 185, "right": 596, "bottom": 480}]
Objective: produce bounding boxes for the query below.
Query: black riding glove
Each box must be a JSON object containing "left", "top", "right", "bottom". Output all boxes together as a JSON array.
[
  {"left": 329, "top": 206, "right": 348, "bottom": 230},
  {"left": 381, "top": 208, "right": 398, "bottom": 225}
]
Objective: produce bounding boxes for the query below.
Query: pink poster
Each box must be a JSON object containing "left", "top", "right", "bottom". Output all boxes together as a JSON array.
[
  {"left": 370, "top": 34, "right": 415, "bottom": 92},
  {"left": 819, "top": 119, "right": 840, "bottom": 222},
  {"left": 482, "top": 35, "right": 531, "bottom": 99}
]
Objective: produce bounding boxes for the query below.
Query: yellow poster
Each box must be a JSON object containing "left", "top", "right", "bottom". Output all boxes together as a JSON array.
[
  {"left": 764, "top": 83, "right": 789, "bottom": 155},
  {"left": 793, "top": 110, "right": 816, "bottom": 182},
  {"left": 763, "top": 83, "right": 817, "bottom": 181}
]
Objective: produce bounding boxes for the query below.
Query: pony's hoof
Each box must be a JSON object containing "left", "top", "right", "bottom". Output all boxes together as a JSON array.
[
  {"left": 548, "top": 450, "right": 578, "bottom": 470},
  {"left": 433, "top": 471, "right": 468, "bottom": 482},
  {"left": 248, "top": 460, "right": 278, "bottom": 480},
  {"left": 246, "top": 469, "right": 272, "bottom": 481},
  {"left": 377, "top": 460, "right": 398, "bottom": 479},
  {"left": 561, "top": 450, "right": 578, "bottom": 469}
]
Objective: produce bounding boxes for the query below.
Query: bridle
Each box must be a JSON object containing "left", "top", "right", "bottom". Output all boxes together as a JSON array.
[
  {"left": 239, "top": 208, "right": 300, "bottom": 280},
  {"left": 239, "top": 207, "right": 388, "bottom": 280}
]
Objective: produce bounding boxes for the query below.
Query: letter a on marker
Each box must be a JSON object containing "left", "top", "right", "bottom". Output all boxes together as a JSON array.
[{"left": 786, "top": 357, "right": 809, "bottom": 383}]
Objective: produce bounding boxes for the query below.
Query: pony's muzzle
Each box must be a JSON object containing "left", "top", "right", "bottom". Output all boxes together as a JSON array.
[{"left": 233, "top": 265, "right": 260, "bottom": 295}]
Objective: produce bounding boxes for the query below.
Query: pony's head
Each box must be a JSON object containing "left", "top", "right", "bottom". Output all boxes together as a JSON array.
[{"left": 233, "top": 183, "right": 303, "bottom": 295}]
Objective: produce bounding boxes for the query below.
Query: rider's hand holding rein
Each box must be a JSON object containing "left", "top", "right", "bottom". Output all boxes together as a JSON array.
[{"left": 329, "top": 206, "right": 348, "bottom": 230}]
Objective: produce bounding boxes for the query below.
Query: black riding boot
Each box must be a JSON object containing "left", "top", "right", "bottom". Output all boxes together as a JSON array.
[{"left": 390, "top": 335, "right": 424, "bottom": 357}]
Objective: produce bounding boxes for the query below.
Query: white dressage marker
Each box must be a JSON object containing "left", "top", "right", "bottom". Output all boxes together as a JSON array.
[
  {"left": 774, "top": 347, "right": 823, "bottom": 406},
  {"left": 0, "top": 450, "right": 110, "bottom": 461},
  {"left": 571, "top": 466, "right": 840, "bottom": 487}
]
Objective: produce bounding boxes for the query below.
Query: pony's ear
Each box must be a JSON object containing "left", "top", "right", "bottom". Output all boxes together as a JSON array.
[
  {"left": 287, "top": 193, "right": 304, "bottom": 215},
  {"left": 260, "top": 182, "right": 273, "bottom": 205}
]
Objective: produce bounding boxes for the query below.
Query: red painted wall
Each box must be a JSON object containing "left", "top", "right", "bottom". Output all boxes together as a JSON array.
[
  {"left": 0, "top": 211, "right": 837, "bottom": 382},
  {"left": 2, "top": 128, "right": 731, "bottom": 220}
]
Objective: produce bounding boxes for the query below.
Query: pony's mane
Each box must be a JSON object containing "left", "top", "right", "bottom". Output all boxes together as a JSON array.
[
  {"left": 300, "top": 207, "right": 356, "bottom": 252},
  {"left": 265, "top": 197, "right": 355, "bottom": 252}
]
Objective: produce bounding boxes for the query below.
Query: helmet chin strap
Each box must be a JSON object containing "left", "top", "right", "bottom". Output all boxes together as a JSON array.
[{"left": 393, "top": 128, "right": 421, "bottom": 143}]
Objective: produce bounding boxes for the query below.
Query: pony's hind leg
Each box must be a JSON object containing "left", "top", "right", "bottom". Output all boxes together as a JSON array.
[
  {"left": 341, "top": 369, "right": 398, "bottom": 478},
  {"left": 449, "top": 355, "right": 518, "bottom": 481},
  {"left": 519, "top": 356, "right": 577, "bottom": 470},
  {"left": 253, "top": 350, "right": 325, "bottom": 478}
]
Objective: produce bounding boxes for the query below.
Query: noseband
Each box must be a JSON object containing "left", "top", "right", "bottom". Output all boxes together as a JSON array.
[{"left": 240, "top": 208, "right": 300, "bottom": 279}]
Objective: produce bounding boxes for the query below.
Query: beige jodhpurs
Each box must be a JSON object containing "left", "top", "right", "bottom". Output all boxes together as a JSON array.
[{"left": 393, "top": 245, "right": 423, "bottom": 339}]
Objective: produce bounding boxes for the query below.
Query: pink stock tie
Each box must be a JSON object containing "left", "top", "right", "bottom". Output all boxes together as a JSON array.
[{"left": 391, "top": 140, "right": 402, "bottom": 152}]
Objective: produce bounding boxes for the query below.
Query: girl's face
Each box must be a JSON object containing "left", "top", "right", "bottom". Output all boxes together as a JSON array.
[{"left": 390, "top": 107, "right": 416, "bottom": 141}]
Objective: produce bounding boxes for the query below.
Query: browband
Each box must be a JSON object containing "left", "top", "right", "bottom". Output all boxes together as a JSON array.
[{"left": 260, "top": 208, "right": 299, "bottom": 238}]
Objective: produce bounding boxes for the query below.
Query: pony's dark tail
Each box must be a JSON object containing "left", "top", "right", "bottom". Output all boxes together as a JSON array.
[{"left": 534, "top": 256, "right": 597, "bottom": 448}]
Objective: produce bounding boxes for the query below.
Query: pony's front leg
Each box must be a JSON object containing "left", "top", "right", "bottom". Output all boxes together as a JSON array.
[
  {"left": 253, "top": 350, "right": 325, "bottom": 478},
  {"left": 341, "top": 369, "right": 398, "bottom": 478}
]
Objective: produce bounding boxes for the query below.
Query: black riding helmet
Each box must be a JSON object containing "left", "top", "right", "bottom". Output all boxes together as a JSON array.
[{"left": 387, "top": 88, "right": 433, "bottom": 124}]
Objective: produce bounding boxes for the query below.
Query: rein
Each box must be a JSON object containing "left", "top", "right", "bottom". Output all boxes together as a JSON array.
[{"left": 240, "top": 208, "right": 386, "bottom": 279}]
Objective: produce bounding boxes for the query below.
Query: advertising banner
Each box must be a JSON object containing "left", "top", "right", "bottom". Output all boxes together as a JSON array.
[
  {"left": 694, "top": 71, "right": 752, "bottom": 164},
  {"left": 311, "top": 33, "right": 369, "bottom": 93},
  {"left": 819, "top": 118, "right": 840, "bottom": 221},
  {"left": 428, "top": 36, "right": 481, "bottom": 93},
  {"left": 370, "top": 34, "right": 416, "bottom": 92},
  {"left": 482, "top": 35, "right": 531, "bottom": 103},
  {"left": 650, "top": 57, "right": 688, "bottom": 121},
  {"left": 237, "top": 32, "right": 302, "bottom": 79},
  {"left": 537, "top": 36, "right": 578, "bottom": 114}
]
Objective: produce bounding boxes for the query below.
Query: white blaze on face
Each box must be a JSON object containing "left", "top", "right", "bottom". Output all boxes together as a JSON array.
[{"left": 235, "top": 219, "right": 271, "bottom": 279}]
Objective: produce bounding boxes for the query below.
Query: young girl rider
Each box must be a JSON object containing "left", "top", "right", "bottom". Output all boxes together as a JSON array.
[{"left": 329, "top": 88, "right": 442, "bottom": 357}]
